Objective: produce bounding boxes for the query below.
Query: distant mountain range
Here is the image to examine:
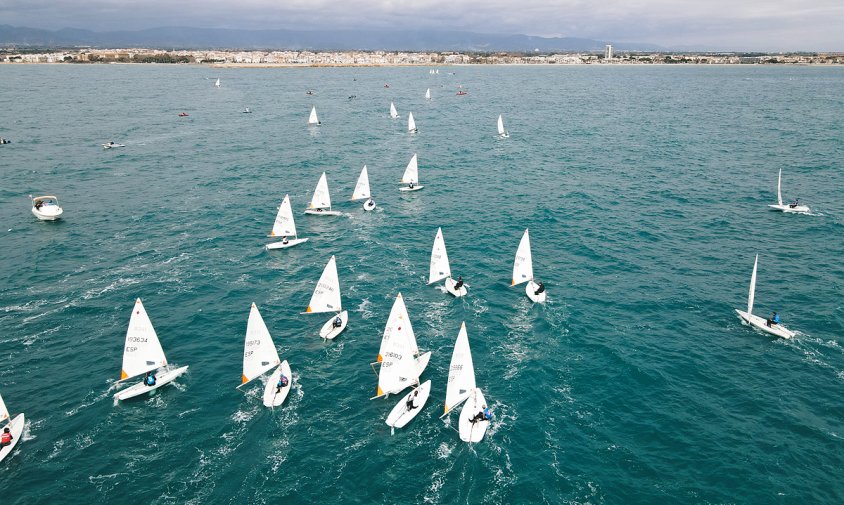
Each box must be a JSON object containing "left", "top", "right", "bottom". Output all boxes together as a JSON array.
[{"left": 0, "top": 25, "right": 663, "bottom": 52}]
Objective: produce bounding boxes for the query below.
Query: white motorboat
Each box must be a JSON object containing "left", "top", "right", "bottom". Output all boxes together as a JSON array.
[{"left": 30, "top": 195, "right": 63, "bottom": 221}]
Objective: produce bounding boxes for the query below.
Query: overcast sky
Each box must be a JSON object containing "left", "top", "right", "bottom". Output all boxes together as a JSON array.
[{"left": 2, "top": 0, "right": 842, "bottom": 51}]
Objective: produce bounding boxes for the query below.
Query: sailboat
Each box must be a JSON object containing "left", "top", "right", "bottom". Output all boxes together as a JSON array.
[
  {"left": 267, "top": 194, "right": 309, "bottom": 249},
  {"left": 441, "top": 322, "right": 489, "bottom": 443},
  {"left": 399, "top": 154, "right": 424, "bottom": 192},
  {"left": 497, "top": 114, "right": 509, "bottom": 138},
  {"left": 390, "top": 102, "right": 400, "bottom": 119},
  {"left": 238, "top": 303, "right": 292, "bottom": 407},
  {"left": 308, "top": 106, "right": 321, "bottom": 126},
  {"left": 351, "top": 165, "right": 376, "bottom": 211},
  {"left": 114, "top": 299, "right": 189, "bottom": 401},
  {"left": 304, "top": 172, "right": 341, "bottom": 216},
  {"left": 408, "top": 112, "right": 417, "bottom": 133},
  {"left": 768, "top": 169, "right": 810, "bottom": 213},
  {"left": 215, "top": 78, "right": 221, "bottom": 88},
  {"left": 429, "top": 227, "right": 467, "bottom": 297},
  {"left": 735, "top": 255, "right": 796, "bottom": 339},
  {"left": 425, "top": 88, "right": 431, "bottom": 100},
  {"left": 304, "top": 256, "right": 348, "bottom": 339},
  {"left": 513, "top": 229, "right": 546, "bottom": 303},
  {"left": 0, "top": 390, "right": 24, "bottom": 463},
  {"left": 374, "top": 293, "right": 432, "bottom": 429}
]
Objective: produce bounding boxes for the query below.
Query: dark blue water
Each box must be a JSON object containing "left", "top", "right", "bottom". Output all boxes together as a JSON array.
[{"left": 1, "top": 64, "right": 843, "bottom": 504}]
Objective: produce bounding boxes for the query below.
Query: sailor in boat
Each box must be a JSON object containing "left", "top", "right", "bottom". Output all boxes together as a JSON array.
[
  {"left": 332, "top": 315, "right": 343, "bottom": 328},
  {"left": 766, "top": 312, "right": 781, "bottom": 328},
  {"left": 534, "top": 282, "right": 545, "bottom": 296},
  {"left": 0, "top": 427, "right": 13, "bottom": 448},
  {"left": 789, "top": 199, "right": 800, "bottom": 209},
  {"left": 316, "top": 208, "right": 323, "bottom": 213},
  {"left": 306, "top": 90, "right": 314, "bottom": 95},
  {"left": 469, "top": 405, "right": 492, "bottom": 424},
  {"left": 408, "top": 182, "right": 414, "bottom": 189},
  {"left": 281, "top": 236, "right": 289, "bottom": 245},
  {"left": 406, "top": 389, "right": 419, "bottom": 411},
  {"left": 144, "top": 371, "right": 157, "bottom": 387},
  {"left": 454, "top": 276, "right": 464, "bottom": 291},
  {"left": 108, "top": 141, "right": 115, "bottom": 146},
  {"left": 366, "top": 198, "right": 375, "bottom": 208},
  {"left": 0, "top": 137, "right": 9, "bottom": 144},
  {"left": 276, "top": 373, "right": 289, "bottom": 393}
]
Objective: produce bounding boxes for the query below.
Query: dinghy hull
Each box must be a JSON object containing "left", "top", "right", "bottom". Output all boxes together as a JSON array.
[
  {"left": 526, "top": 280, "right": 546, "bottom": 303},
  {"left": 319, "top": 310, "right": 349, "bottom": 340},
  {"left": 386, "top": 380, "right": 431, "bottom": 428},
  {"left": 0, "top": 413, "right": 24, "bottom": 463},
  {"left": 263, "top": 361, "right": 292, "bottom": 407},
  {"left": 459, "top": 389, "right": 489, "bottom": 443},
  {"left": 304, "top": 209, "right": 342, "bottom": 216},
  {"left": 768, "top": 204, "right": 810, "bottom": 214},
  {"left": 445, "top": 277, "right": 468, "bottom": 297},
  {"left": 114, "top": 366, "right": 189, "bottom": 401},
  {"left": 735, "top": 310, "right": 795, "bottom": 339},
  {"left": 266, "top": 237, "right": 308, "bottom": 250},
  {"left": 399, "top": 185, "right": 424, "bottom": 192}
]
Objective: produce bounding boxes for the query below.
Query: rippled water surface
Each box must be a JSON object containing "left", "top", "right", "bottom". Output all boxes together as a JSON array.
[{"left": 1, "top": 64, "right": 843, "bottom": 504}]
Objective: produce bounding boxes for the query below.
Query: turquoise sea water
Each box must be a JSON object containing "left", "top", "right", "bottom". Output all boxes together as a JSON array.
[{"left": 1, "top": 64, "right": 843, "bottom": 504}]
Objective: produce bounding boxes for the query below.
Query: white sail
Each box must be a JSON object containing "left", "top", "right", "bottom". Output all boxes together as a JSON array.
[
  {"left": 270, "top": 194, "right": 298, "bottom": 238},
  {"left": 241, "top": 303, "right": 280, "bottom": 385},
  {"left": 401, "top": 154, "right": 419, "bottom": 185},
  {"left": 120, "top": 298, "right": 168, "bottom": 380},
  {"left": 308, "top": 172, "right": 333, "bottom": 210},
  {"left": 512, "top": 229, "right": 534, "bottom": 285},
  {"left": 498, "top": 115, "right": 506, "bottom": 135},
  {"left": 306, "top": 256, "right": 342, "bottom": 314},
  {"left": 428, "top": 227, "right": 452, "bottom": 284},
  {"left": 408, "top": 112, "right": 417, "bottom": 132},
  {"left": 378, "top": 293, "right": 407, "bottom": 362},
  {"left": 377, "top": 296, "right": 419, "bottom": 396},
  {"left": 390, "top": 102, "right": 399, "bottom": 119},
  {"left": 352, "top": 165, "right": 371, "bottom": 201},
  {"left": 215, "top": 78, "right": 220, "bottom": 88},
  {"left": 444, "top": 322, "right": 476, "bottom": 414},
  {"left": 748, "top": 254, "right": 758, "bottom": 315},
  {"left": 776, "top": 169, "right": 783, "bottom": 206},
  {"left": 308, "top": 106, "right": 320, "bottom": 125},
  {"left": 0, "top": 391, "right": 8, "bottom": 422},
  {"left": 425, "top": 88, "right": 431, "bottom": 100}
]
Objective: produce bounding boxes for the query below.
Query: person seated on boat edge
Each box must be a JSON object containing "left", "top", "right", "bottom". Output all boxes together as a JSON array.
[
  {"left": 534, "top": 282, "right": 545, "bottom": 295},
  {"left": 0, "top": 426, "right": 12, "bottom": 447},
  {"left": 766, "top": 312, "right": 781, "bottom": 327},
  {"left": 454, "top": 276, "right": 464, "bottom": 291},
  {"left": 333, "top": 315, "right": 342, "bottom": 328},
  {"left": 789, "top": 199, "right": 799, "bottom": 209},
  {"left": 406, "top": 389, "right": 419, "bottom": 411},
  {"left": 144, "top": 371, "right": 157, "bottom": 387},
  {"left": 469, "top": 405, "right": 492, "bottom": 424},
  {"left": 408, "top": 182, "right": 414, "bottom": 189},
  {"left": 276, "top": 373, "right": 289, "bottom": 392},
  {"left": 281, "top": 236, "right": 289, "bottom": 245},
  {"left": 316, "top": 208, "right": 323, "bottom": 212}
]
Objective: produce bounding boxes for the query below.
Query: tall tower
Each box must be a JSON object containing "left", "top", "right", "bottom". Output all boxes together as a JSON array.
[{"left": 605, "top": 44, "right": 613, "bottom": 59}]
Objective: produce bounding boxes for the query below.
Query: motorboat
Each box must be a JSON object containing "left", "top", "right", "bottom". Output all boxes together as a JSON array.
[{"left": 31, "top": 195, "right": 63, "bottom": 221}]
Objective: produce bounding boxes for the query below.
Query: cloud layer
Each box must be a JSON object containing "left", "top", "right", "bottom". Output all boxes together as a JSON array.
[{"left": 1, "top": 0, "right": 842, "bottom": 51}]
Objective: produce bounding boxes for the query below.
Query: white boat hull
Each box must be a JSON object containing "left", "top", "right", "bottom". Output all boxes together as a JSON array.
[
  {"left": 445, "top": 277, "right": 468, "bottom": 297},
  {"left": 386, "top": 380, "right": 431, "bottom": 429},
  {"left": 735, "top": 310, "right": 795, "bottom": 339},
  {"left": 399, "top": 185, "right": 424, "bottom": 192},
  {"left": 526, "top": 280, "right": 546, "bottom": 303},
  {"left": 102, "top": 143, "right": 125, "bottom": 149},
  {"left": 0, "top": 413, "right": 24, "bottom": 464},
  {"left": 266, "top": 237, "right": 308, "bottom": 250},
  {"left": 768, "top": 204, "right": 810, "bottom": 214},
  {"left": 114, "top": 366, "right": 189, "bottom": 401},
  {"left": 262, "top": 361, "right": 292, "bottom": 407},
  {"left": 363, "top": 199, "right": 376, "bottom": 211},
  {"left": 415, "top": 351, "right": 432, "bottom": 377},
  {"left": 304, "top": 209, "right": 342, "bottom": 216},
  {"left": 498, "top": 133, "right": 509, "bottom": 138},
  {"left": 459, "top": 389, "right": 489, "bottom": 443},
  {"left": 31, "top": 206, "right": 63, "bottom": 221},
  {"left": 319, "top": 310, "right": 348, "bottom": 340}
]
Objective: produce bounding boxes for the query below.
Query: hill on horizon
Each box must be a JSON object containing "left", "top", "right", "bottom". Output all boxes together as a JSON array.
[{"left": 0, "top": 25, "right": 664, "bottom": 52}]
